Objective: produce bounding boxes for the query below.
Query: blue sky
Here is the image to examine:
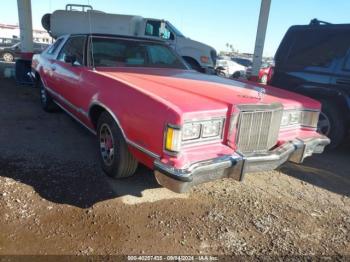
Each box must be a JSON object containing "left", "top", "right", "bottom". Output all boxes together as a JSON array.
[{"left": 1, "top": 0, "right": 349, "bottom": 56}]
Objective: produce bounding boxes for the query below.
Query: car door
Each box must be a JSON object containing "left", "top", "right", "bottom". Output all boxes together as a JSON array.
[
  {"left": 40, "top": 37, "right": 65, "bottom": 91},
  {"left": 51, "top": 35, "right": 87, "bottom": 118}
]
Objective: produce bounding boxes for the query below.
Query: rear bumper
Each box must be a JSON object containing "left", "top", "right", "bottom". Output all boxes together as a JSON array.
[{"left": 154, "top": 136, "right": 330, "bottom": 193}]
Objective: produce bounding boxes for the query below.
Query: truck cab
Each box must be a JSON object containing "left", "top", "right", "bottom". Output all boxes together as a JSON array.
[{"left": 142, "top": 19, "right": 216, "bottom": 72}]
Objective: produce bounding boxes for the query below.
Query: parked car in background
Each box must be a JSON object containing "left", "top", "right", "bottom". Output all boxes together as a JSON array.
[
  {"left": 31, "top": 33, "right": 329, "bottom": 193},
  {"left": 215, "top": 58, "right": 246, "bottom": 78},
  {"left": 41, "top": 4, "right": 217, "bottom": 73},
  {"left": 0, "top": 42, "right": 49, "bottom": 62},
  {"left": 258, "top": 63, "right": 274, "bottom": 84},
  {"left": 245, "top": 62, "right": 274, "bottom": 84},
  {"left": 271, "top": 19, "right": 350, "bottom": 148},
  {"left": 0, "top": 37, "right": 20, "bottom": 48},
  {"left": 231, "top": 57, "right": 252, "bottom": 68}
]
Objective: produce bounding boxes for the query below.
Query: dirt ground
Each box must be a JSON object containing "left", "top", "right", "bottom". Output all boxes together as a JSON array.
[{"left": 0, "top": 76, "right": 349, "bottom": 258}]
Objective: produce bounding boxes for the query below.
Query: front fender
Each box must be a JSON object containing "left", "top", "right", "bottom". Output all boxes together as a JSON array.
[{"left": 177, "top": 46, "right": 214, "bottom": 68}]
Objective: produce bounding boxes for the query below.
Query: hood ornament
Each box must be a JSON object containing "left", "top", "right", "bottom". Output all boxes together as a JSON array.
[{"left": 254, "top": 87, "right": 266, "bottom": 101}]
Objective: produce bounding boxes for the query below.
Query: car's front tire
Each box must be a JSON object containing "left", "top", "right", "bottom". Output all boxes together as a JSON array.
[
  {"left": 97, "top": 112, "right": 138, "bottom": 178},
  {"left": 318, "top": 100, "right": 346, "bottom": 149}
]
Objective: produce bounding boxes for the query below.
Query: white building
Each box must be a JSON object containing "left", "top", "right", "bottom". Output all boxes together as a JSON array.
[{"left": 0, "top": 23, "right": 52, "bottom": 43}]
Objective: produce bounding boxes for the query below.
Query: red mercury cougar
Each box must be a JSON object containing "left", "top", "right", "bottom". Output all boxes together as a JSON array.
[{"left": 31, "top": 34, "right": 330, "bottom": 193}]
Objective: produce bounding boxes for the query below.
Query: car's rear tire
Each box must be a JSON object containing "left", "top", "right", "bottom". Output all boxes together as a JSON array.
[
  {"left": 97, "top": 112, "right": 138, "bottom": 179},
  {"left": 3, "top": 52, "right": 14, "bottom": 63},
  {"left": 38, "top": 79, "right": 56, "bottom": 112},
  {"left": 318, "top": 100, "right": 346, "bottom": 149}
]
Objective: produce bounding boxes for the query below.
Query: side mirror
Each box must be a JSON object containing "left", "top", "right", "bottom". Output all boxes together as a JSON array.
[{"left": 64, "top": 54, "right": 76, "bottom": 65}]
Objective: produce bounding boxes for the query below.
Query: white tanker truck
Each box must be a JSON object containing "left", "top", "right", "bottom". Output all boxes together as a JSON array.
[{"left": 42, "top": 4, "right": 217, "bottom": 72}]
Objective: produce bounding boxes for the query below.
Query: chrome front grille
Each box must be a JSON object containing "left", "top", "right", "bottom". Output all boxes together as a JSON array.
[{"left": 236, "top": 104, "right": 283, "bottom": 154}]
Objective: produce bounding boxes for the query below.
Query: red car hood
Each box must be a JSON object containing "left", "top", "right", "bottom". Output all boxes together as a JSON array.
[{"left": 97, "top": 68, "right": 320, "bottom": 114}]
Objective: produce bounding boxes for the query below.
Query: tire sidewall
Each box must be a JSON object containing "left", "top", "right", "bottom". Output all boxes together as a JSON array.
[
  {"left": 319, "top": 100, "right": 345, "bottom": 148},
  {"left": 39, "top": 81, "right": 50, "bottom": 110}
]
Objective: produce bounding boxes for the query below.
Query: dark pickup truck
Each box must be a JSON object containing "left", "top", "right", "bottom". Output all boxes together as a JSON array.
[{"left": 271, "top": 19, "right": 350, "bottom": 148}]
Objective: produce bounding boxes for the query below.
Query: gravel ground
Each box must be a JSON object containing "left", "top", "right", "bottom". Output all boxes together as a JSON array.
[{"left": 0, "top": 77, "right": 349, "bottom": 258}]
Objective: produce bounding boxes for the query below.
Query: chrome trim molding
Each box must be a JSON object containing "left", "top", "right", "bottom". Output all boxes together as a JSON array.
[
  {"left": 127, "top": 139, "right": 160, "bottom": 159},
  {"left": 236, "top": 103, "right": 284, "bottom": 112},
  {"left": 46, "top": 87, "right": 89, "bottom": 117},
  {"left": 54, "top": 100, "right": 97, "bottom": 135},
  {"left": 155, "top": 136, "right": 330, "bottom": 193}
]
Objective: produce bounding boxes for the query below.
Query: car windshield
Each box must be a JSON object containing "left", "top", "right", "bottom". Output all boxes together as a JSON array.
[
  {"left": 90, "top": 37, "right": 187, "bottom": 69},
  {"left": 216, "top": 59, "right": 228, "bottom": 66},
  {"left": 232, "top": 58, "right": 252, "bottom": 67}
]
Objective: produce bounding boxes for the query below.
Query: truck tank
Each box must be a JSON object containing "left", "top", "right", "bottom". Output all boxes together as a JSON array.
[{"left": 42, "top": 4, "right": 143, "bottom": 38}]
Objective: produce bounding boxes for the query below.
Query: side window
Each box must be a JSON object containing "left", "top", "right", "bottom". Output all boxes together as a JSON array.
[
  {"left": 145, "top": 20, "right": 173, "bottom": 40},
  {"left": 57, "top": 36, "right": 86, "bottom": 66},
  {"left": 287, "top": 31, "right": 350, "bottom": 68},
  {"left": 148, "top": 45, "right": 176, "bottom": 65},
  {"left": 47, "top": 38, "right": 63, "bottom": 55},
  {"left": 145, "top": 20, "right": 161, "bottom": 37}
]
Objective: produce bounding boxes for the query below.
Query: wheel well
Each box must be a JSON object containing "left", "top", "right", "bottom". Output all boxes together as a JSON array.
[
  {"left": 89, "top": 105, "right": 106, "bottom": 129},
  {"left": 183, "top": 56, "right": 200, "bottom": 67},
  {"left": 182, "top": 56, "right": 204, "bottom": 73},
  {"left": 34, "top": 71, "right": 41, "bottom": 87},
  {"left": 314, "top": 95, "right": 348, "bottom": 113}
]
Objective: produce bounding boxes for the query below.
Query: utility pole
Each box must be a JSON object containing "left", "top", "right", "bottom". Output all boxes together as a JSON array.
[
  {"left": 250, "top": 0, "right": 271, "bottom": 81},
  {"left": 17, "top": 0, "right": 33, "bottom": 59}
]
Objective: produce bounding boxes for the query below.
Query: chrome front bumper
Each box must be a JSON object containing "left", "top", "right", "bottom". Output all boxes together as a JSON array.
[{"left": 154, "top": 136, "right": 330, "bottom": 193}]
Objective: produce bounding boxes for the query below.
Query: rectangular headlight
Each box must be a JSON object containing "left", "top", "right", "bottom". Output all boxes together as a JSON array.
[
  {"left": 281, "top": 110, "right": 319, "bottom": 128},
  {"left": 165, "top": 126, "right": 182, "bottom": 152},
  {"left": 202, "top": 120, "right": 223, "bottom": 138},
  {"left": 182, "top": 122, "right": 201, "bottom": 141},
  {"left": 281, "top": 111, "right": 302, "bottom": 126},
  {"left": 301, "top": 111, "right": 319, "bottom": 128}
]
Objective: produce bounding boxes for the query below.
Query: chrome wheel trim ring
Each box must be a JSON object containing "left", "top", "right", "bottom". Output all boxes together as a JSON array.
[{"left": 99, "top": 123, "right": 115, "bottom": 166}]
